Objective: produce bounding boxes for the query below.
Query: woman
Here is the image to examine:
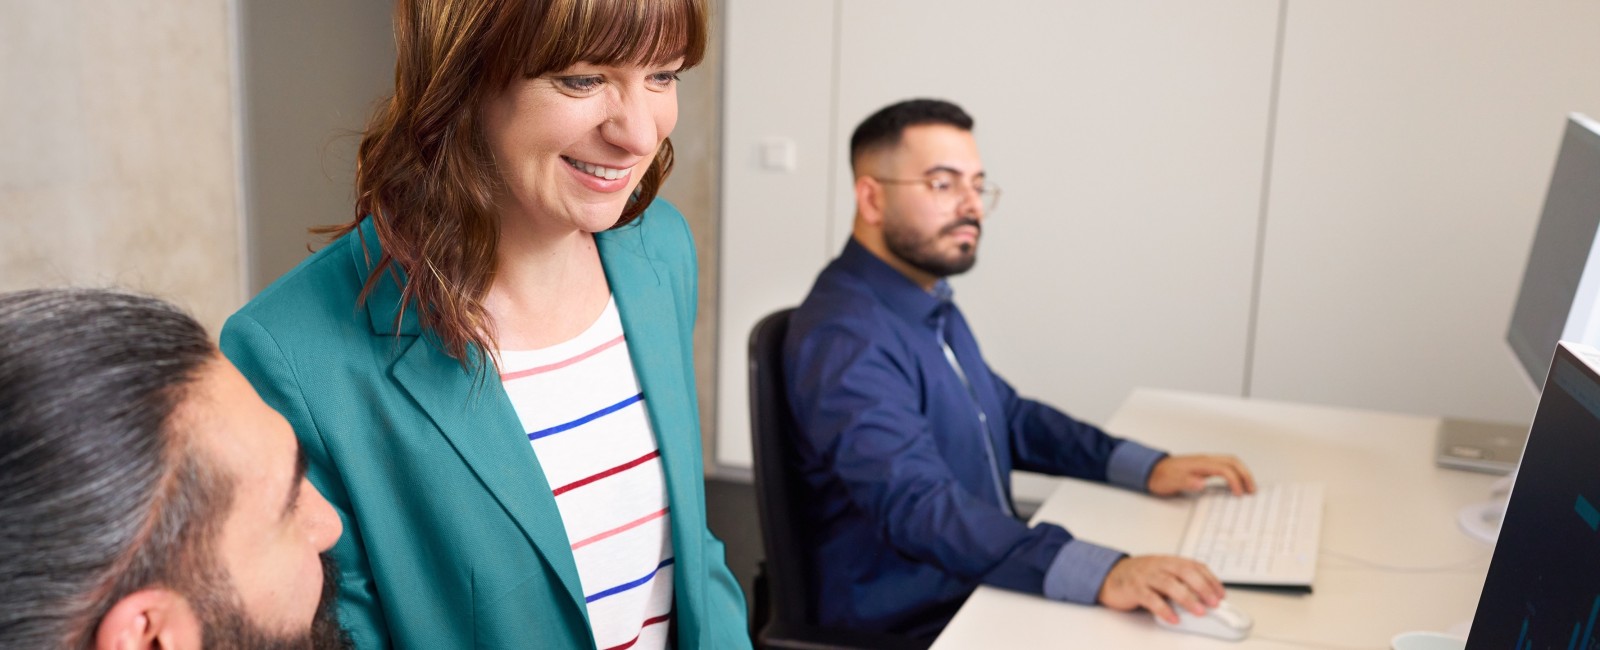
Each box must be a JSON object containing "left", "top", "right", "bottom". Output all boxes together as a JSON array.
[{"left": 220, "top": 0, "right": 748, "bottom": 647}]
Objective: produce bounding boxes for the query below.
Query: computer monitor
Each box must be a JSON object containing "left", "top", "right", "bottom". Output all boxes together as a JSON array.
[
  {"left": 1441, "top": 114, "right": 1600, "bottom": 479},
  {"left": 1506, "top": 113, "right": 1600, "bottom": 390},
  {"left": 1465, "top": 342, "right": 1600, "bottom": 649}
]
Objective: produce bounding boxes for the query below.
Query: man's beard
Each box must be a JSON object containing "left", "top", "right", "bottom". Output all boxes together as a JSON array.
[
  {"left": 193, "top": 554, "right": 351, "bottom": 650},
  {"left": 883, "top": 214, "right": 981, "bottom": 279}
]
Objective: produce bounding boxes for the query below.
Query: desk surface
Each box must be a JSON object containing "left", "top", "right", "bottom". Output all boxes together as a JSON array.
[{"left": 932, "top": 389, "right": 1501, "bottom": 649}]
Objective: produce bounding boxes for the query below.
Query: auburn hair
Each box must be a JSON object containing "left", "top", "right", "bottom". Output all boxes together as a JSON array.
[{"left": 320, "top": 0, "right": 707, "bottom": 366}]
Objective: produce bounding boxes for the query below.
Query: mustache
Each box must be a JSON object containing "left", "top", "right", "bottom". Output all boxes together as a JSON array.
[
  {"left": 940, "top": 217, "right": 982, "bottom": 236},
  {"left": 312, "top": 553, "right": 354, "bottom": 649}
]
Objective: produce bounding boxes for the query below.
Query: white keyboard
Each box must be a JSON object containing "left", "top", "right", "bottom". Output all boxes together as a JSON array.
[{"left": 1176, "top": 482, "right": 1324, "bottom": 589}]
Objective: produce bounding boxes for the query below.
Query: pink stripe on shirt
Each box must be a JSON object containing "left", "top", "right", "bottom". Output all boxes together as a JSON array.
[
  {"left": 571, "top": 507, "right": 670, "bottom": 550},
  {"left": 500, "top": 333, "right": 626, "bottom": 381}
]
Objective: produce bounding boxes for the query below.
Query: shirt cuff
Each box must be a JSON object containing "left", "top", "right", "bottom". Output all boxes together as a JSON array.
[
  {"left": 1042, "top": 539, "right": 1126, "bottom": 604},
  {"left": 1106, "top": 439, "right": 1167, "bottom": 492}
]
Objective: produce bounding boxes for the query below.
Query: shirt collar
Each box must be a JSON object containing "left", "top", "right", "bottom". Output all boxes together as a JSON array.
[{"left": 837, "top": 238, "right": 953, "bottom": 328}]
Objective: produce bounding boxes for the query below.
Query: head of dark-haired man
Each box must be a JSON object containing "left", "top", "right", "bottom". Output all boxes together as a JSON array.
[
  {"left": 849, "top": 98, "right": 993, "bottom": 288},
  {"left": 0, "top": 288, "right": 349, "bottom": 649}
]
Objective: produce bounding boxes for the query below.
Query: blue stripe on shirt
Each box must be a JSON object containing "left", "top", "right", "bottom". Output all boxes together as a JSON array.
[
  {"left": 527, "top": 392, "right": 644, "bottom": 441},
  {"left": 585, "top": 557, "right": 675, "bottom": 603}
]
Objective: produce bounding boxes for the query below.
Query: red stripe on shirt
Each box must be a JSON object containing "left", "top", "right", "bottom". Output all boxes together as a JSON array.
[
  {"left": 601, "top": 613, "right": 673, "bottom": 650},
  {"left": 552, "top": 450, "right": 661, "bottom": 497},
  {"left": 500, "top": 334, "right": 626, "bottom": 381},
  {"left": 571, "top": 507, "right": 670, "bottom": 550}
]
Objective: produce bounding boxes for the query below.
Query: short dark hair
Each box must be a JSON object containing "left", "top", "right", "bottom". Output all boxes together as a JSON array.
[
  {"left": 0, "top": 288, "right": 231, "bottom": 648},
  {"left": 849, "top": 98, "right": 975, "bottom": 174}
]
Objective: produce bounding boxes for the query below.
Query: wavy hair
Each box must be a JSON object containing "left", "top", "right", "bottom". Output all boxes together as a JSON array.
[{"left": 320, "top": 0, "right": 707, "bottom": 365}]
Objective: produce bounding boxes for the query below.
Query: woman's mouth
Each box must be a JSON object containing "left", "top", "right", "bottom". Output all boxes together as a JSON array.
[{"left": 562, "top": 156, "right": 631, "bottom": 181}]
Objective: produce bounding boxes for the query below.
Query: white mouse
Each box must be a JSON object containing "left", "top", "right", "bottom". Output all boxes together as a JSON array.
[{"left": 1154, "top": 599, "right": 1253, "bottom": 641}]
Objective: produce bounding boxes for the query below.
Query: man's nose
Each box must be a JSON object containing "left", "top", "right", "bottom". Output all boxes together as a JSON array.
[{"left": 303, "top": 482, "right": 344, "bottom": 551}]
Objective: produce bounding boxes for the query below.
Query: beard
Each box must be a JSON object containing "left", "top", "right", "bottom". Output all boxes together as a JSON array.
[
  {"left": 192, "top": 554, "right": 351, "bottom": 650},
  {"left": 882, "top": 213, "right": 981, "bottom": 279}
]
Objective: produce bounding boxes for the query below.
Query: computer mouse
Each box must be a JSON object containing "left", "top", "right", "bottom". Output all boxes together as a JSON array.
[{"left": 1154, "top": 599, "right": 1253, "bottom": 641}]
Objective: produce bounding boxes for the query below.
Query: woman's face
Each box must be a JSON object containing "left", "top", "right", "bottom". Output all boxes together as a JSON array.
[{"left": 482, "top": 58, "right": 684, "bottom": 234}]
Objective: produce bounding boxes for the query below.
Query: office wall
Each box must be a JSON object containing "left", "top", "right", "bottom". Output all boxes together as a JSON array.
[
  {"left": 661, "top": 0, "right": 726, "bottom": 465},
  {"left": 717, "top": 2, "right": 842, "bottom": 474},
  {"left": 0, "top": 0, "right": 244, "bottom": 333},
  {"left": 718, "top": 0, "right": 1600, "bottom": 498},
  {"left": 1252, "top": 1, "right": 1600, "bottom": 425},
  {"left": 238, "top": 0, "right": 394, "bottom": 293}
]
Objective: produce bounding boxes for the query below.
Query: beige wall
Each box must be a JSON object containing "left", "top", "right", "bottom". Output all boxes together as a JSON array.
[
  {"left": 239, "top": 0, "right": 394, "bottom": 294},
  {"left": 0, "top": 0, "right": 243, "bottom": 334},
  {"left": 658, "top": 0, "right": 725, "bottom": 466}
]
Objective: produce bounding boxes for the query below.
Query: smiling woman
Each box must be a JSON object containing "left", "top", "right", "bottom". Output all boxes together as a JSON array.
[
  {"left": 332, "top": 0, "right": 706, "bottom": 362},
  {"left": 219, "top": 0, "right": 748, "bottom": 648}
]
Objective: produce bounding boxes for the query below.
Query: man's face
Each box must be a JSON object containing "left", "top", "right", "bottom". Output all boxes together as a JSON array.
[
  {"left": 182, "top": 357, "right": 347, "bottom": 649},
  {"left": 875, "top": 124, "right": 988, "bottom": 279}
]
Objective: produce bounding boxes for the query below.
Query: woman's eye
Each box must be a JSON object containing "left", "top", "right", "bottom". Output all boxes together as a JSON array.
[
  {"left": 556, "top": 75, "right": 604, "bottom": 93},
  {"left": 647, "top": 71, "right": 681, "bottom": 88}
]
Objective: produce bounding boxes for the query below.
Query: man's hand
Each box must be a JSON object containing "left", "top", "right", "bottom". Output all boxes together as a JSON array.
[
  {"left": 1146, "top": 454, "right": 1255, "bottom": 496},
  {"left": 1097, "top": 555, "right": 1224, "bottom": 625}
]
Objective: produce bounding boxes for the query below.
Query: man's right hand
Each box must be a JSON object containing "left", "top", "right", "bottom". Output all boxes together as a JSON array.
[{"left": 1096, "top": 555, "right": 1224, "bottom": 625}]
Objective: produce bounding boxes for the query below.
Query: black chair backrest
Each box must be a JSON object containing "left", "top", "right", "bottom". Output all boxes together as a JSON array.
[
  {"left": 747, "top": 308, "right": 813, "bottom": 626},
  {"left": 747, "top": 309, "right": 934, "bottom": 650}
]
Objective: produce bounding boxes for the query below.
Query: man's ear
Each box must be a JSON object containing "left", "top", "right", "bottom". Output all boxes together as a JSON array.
[
  {"left": 855, "top": 175, "right": 885, "bottom": 227},
  {"left": 95, "top": 589, "right": 202, "bottom": 650}
]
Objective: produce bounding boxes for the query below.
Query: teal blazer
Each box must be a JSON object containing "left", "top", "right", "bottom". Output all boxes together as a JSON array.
[{"left": 221, "top": 202, "right": 749, "bottom": 649}]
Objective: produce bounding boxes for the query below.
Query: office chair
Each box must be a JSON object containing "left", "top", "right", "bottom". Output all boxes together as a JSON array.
[{"left": 747, "top": 308, "right": 932, "bottom": 650}]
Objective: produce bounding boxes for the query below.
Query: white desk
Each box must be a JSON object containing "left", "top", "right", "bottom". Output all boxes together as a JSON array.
[{"left": 932, "top": 389, "right": 1502, "bottom": 649}]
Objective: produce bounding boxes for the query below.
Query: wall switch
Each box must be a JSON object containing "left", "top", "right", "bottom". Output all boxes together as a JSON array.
[{"left": 759, "top": 137, "right": 796, "bottom": 172}]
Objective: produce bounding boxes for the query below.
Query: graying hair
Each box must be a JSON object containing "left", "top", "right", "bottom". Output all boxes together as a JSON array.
[{"left": 0, "top": 288, "right": 228, "bottom": 649}]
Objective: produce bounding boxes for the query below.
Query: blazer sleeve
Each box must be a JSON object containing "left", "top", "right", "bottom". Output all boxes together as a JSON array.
[
  {"left": 220, "top": 313, "right": 393, "bottom": 648},
  {"left": 667, "top": 209, "right": 753, "bottom": 647}
]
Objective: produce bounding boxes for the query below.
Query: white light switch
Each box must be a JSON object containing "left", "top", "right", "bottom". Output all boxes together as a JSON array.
[{"left": 759, "top": 137, "right": 796, "bottom": 172}]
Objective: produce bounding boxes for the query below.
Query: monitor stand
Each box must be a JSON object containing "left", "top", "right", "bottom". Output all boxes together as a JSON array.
[
  {"left": 1433, "top": 417, "right": 1527, "bottom": 475},
  {"left": 1456, "top": 471, "right": 1518, "bottom": 544},
  {"left": 1434, "top": 417, "right": 1526, "bottom": 544}
]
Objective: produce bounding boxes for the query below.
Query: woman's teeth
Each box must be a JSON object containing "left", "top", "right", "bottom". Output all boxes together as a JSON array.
[{"left": 564, "top": 156, "right": 629, "bottom": 181}]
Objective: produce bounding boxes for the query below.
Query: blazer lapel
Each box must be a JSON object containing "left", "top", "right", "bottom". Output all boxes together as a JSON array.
[
  {"left": 389, "top": 337, "right": 590, "bottom": 624},
  {"left": 596, "top": 227, "right": 708, "bottom": 629},
  {"left": 355, "top": 219, "right": 589, "bottom": 627}
]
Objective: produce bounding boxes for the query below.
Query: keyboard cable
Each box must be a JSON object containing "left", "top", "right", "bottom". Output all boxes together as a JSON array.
[{"left": 1317, "top": 547, "right": 1492, "bottom": 574}]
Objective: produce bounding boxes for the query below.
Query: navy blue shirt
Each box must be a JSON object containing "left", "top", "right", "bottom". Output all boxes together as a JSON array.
[{"left": 783, "top": 239, "right": 1166, "bottom": 637}]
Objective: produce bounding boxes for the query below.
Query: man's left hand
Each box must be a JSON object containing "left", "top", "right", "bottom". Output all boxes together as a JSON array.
[{"left": 1146, "top": 455, "right": 1255, "bottom": 496}]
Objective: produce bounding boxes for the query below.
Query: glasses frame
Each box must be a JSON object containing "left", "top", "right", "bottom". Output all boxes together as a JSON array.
[{"left": 872, "top": 172, "right": 1001, "bottom": 214}]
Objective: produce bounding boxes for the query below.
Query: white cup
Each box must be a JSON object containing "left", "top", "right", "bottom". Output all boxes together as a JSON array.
[{"left": 1391, "top": 631, "right": 1467, "bottom": 650}]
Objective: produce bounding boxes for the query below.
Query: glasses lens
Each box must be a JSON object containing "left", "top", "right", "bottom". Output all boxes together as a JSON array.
[{"left": 982, "top": 186, "right": 1000, "bottom": 214}]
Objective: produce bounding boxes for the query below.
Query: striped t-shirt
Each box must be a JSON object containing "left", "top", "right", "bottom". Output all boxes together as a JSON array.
[{"left": 498, "top": 297, "right": 674, "bottom": 650}]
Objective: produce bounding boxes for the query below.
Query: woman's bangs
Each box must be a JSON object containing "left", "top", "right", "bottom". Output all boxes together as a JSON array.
[{"left": 536, "top": 0, "right": 704, "bottom": 73}]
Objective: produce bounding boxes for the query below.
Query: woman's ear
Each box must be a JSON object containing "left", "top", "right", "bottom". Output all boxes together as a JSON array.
[{"left": 95, "top": 589, "right": 202, "bottom": 650}]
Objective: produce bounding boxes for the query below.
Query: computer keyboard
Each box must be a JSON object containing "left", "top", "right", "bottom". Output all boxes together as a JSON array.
[{"left": 1176, "top": 482, "right": 1324, "bottom": 589}]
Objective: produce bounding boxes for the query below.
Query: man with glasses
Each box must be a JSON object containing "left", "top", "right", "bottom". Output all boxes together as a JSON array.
[{"left": 782, "top": 98, "right": 1256, "bottom": 639}]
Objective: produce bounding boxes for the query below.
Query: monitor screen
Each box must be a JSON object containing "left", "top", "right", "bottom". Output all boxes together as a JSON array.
[
  {"left": 1466, "top": 342, "right": 1600, "bottom": 649},
  {"left": 1507, "top": 114, "right": 1600, "bottom": 390}
]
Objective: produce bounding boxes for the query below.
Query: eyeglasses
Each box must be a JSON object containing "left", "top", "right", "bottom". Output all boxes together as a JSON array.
[{"left": 872, "top": 171, "right": 1001, "bottom": 214}]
